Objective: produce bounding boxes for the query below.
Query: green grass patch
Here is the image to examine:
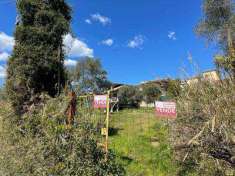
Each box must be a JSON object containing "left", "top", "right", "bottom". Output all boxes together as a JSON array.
[{"left": 109, "top": 109, "right": 176, "bottom": 176}]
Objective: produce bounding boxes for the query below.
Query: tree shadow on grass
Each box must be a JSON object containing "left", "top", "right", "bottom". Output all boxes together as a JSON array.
[{"left": 109, "top": 127, "right": 123, "bottom": 136}]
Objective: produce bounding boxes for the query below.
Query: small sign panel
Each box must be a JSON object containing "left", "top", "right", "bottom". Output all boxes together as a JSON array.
[
  {"left": 101, "top": 128, "right": 107, "bottom": 136},
  {"left": 155, "top": 101, "right": 177, "bottom": 118},
  {"left": 94, "top": 95, "right": 108, "bottom": 109}
]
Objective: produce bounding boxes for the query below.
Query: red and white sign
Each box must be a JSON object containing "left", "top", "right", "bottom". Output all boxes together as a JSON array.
[
  {"left": 93, "top": 95, "right": 108, "bottom": 109},
  {"left": 155, "top": 101, "right": 177, "bottom": 118}
]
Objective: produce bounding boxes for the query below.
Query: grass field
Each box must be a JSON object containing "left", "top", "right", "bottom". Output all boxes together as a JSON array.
[{"left": 109, "top": 109, "right": 176, "bottom": 176}]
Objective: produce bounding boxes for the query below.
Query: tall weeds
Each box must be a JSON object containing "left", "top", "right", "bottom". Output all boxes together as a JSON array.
[{"left": 172, "top": 71, "right": 235, "bottom": 175}]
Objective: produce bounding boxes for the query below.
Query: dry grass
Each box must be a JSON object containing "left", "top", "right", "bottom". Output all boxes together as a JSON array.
[{"left": 172, "top": 77, "right": 235, "bottom": 175}]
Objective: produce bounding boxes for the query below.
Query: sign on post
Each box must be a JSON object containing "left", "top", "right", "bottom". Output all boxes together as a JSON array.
[
  {"left": 101, "top": 128, "right": 107, "bottom": 136},
  {"left": 155, "top": 101, "right": 177, "bottom": 119},
  {"left": 93, "top": 95, "right": 108, "bottom": 109}
]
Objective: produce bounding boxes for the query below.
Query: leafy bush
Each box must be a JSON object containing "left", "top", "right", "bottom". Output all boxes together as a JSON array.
[
  {"left": 142, "top": 83, "right": 161, "bottom": 104},
  {"left": 0, "top": 96, "right": 125, "bottom": 176},
  {"left": 166, "top": 79, "right": 181, "bottom": 99},
  {"left": 117, "top": 86, "right": 142, "bottom": 108}
]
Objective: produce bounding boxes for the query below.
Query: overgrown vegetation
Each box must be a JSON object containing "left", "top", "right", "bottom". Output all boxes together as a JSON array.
[
  {"left": 172, "top": 76, "right": 235, "bottom": 175},
  {"left": 0, "top": 96, "right": 125, "bottom": 176},
  {"left": 168, "top": 2, "right": 235, "bottom": 174}
]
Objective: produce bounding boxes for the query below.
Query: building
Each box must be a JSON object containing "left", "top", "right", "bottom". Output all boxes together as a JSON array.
[
  {"left": 202, "top": 70, "right": 220, "bottom": 82},
  {"left": 186, "top": 70, "right": 220, "bottom": 86}
]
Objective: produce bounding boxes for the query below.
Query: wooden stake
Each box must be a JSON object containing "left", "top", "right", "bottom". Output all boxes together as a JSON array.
[
  {"left": 57, "top": 46, "right": 61, "bottom": 95},
  {"left": 66, "top": 91, "right": 76, "bottom": 127},
  {"left": 227, "top": 26, "right": 235, "bottom": 78},
  {"left": 105, "top": 90, "right": 110, "bottom": 161}
]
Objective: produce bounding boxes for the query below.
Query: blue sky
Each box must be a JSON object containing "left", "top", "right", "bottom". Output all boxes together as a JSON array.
[{"left": 0, "top": 0, "right": 218, "bottom": 86}]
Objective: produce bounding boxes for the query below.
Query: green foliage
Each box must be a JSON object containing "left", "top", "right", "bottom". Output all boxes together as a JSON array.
[
  {"left": 166, "top": 79, "right": 181, "bottom": 99},
  {"left": 196, "top": 0, "right": 234, "bottom": 44},
  {"left": 6, "top": 0, "right": 71, "bottom": 114},
  {"left": 70, "top": 57, "right": 111, "bottom": 94},
  {"left": 0, "top": 97, "right": 125, "bottom": 176},
  {"left": 142, "top": 84, "right": 161, "bottom": 104},
  {"left": 215, "top": 54, "right": 234, "bottom": 78},
  {"left": 196, "top": 0, "right": 235, "bottom": 76},
  {"left": 0, "top": 87, "right": 6, "bottom": 101},
  {"left": 117, "top": 86, "right": 142, "bottom": 108}
]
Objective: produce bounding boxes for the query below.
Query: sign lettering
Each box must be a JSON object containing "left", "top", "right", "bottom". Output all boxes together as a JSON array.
[
  {"left": 155, "top": 101, "right": 177, "bottom": 118},
  {"left": 94, "top": 95, "right": 108, "bottom": 109}
]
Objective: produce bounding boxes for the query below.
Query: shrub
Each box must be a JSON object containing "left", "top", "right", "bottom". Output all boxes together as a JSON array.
[
  {"left": 117, "top": 86, "right": 142, "bottom": 108},
  {"left": 0, "top": 96, "right": 125, "bottom": 176},
  {"left": 166, "top": 79, "right": 181, "bottom": 99},
  {"left": 142, "top": 83, "right": 161, "bottom": 104}
]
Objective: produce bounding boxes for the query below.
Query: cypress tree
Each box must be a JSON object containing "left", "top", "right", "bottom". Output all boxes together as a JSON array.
[{"left": 6, "top": 0, "right": 71, "bottom": 114}]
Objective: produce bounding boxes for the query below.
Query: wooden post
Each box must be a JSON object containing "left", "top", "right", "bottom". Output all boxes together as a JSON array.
[
  {"left": 57, "top": 46, "right": 61, "bottom": 95},
  {"left": 227, "top": 27, "right": 235, "bottom": 77},
  {"left": 66, "top": 91, "right": 76, "bottom": 127},
  {"left": 105, "top": 90, "right": 110, "bottom": 161}
]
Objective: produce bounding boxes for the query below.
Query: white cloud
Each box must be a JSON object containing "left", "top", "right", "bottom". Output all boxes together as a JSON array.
[
  {"left": 64, "top": 59, "right": 77, "bottom": 67},
  {"left": 91, "top": 13, "right": 111, "bottom": 26},
  {"left": 0, "top": 65, "right": 6, "bottom": 78},
  {"left": 63, "top": 33, "right": 94, "bottom": 58},
  {"left": 0, "top": 32, "right": 14, "bottom": 52},
  {"left": 0, "top": 32, "right": 93, "bottom": 59},
  {"left": 101, "top": 38, "right": 113, "bottom": 46},
  {"left": 168, "top": 31, "right": 176, "bottom": 40},
  {"left": 127, "top": 35, "right": 145, "bottom": 49},
  {"left": 85, "top": 19, "right": 92, "bottom": 24},
  {"left": 0, "top": 52, "right": 10, "bottom": 61}
]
